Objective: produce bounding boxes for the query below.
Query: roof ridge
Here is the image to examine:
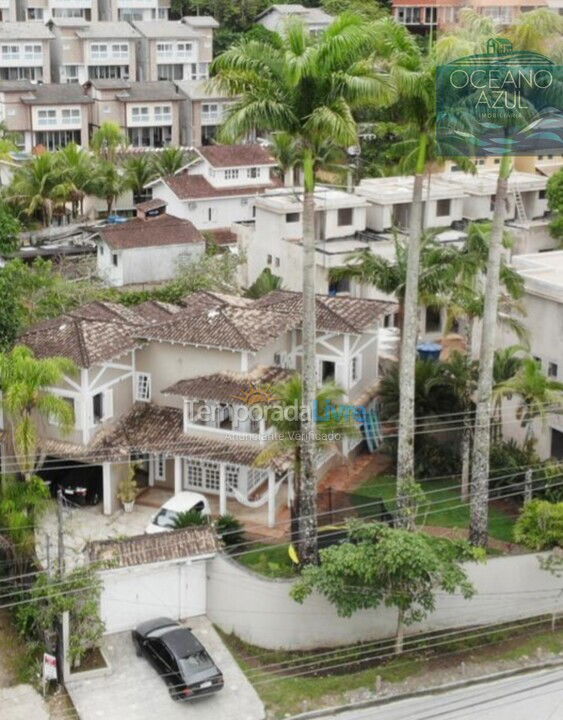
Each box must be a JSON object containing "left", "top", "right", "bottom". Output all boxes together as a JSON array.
[
  {"left": 73, "top": 316, "right": 91, "bottom": 368},
  {"left": 219, "top": 306, "right": 259, "bottom": 351},
  {"left": 316, "top": 297, "right": 358, "bottom": 333}
]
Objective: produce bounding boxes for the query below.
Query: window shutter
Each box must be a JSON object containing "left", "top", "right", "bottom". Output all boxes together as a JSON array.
[{"left": 103, "top": 389, "right": 113, "bottom": 420}]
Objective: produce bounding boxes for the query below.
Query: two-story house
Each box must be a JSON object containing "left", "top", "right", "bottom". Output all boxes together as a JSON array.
[
  {"left": 0, "top": 80, "right": 92, "bottom": 151},
  {"left": 256, "top": 3, "right": 332, "bottom": 33},
  {"left": 133, "top": 21, "right": 205, "bottom": 83},
  {"left": 176, "top": 80, "right": 235, "bottom": 146},
  {"left": 9, "top": 290, "right": 395, "bottom": 524},
  {"left": 50, "top": 21, "right": 140, "bottom": 84},
  {"left": 146, "top": 144, "right": 280, "bottom": 230},
  {"left": 498, "top": 250, "right": 563, "bottom": 460},
  {"left": 94, "top": 198, "right": 205, "bottom": 286},
  {"left": 85, "top": 78, "right": 186, "bottom": 147},
  {"left": 0, "top": 23, "right": 54, "bottom": 83}
]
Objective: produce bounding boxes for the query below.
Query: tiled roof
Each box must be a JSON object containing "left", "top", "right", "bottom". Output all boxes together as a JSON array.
[
  {"left": 181, "top": 15, "right": 220, "bottom": 27},
  {"left": 196, "top": 144, "right": 276, "bottom": 168},
  {"left": 70, "top": 300, "right": 147, "bottom": 326},
  {"left": 162, "top": 365, "right": 294, "bottom": 403},
  {"left": 20, "top": 84, "right": 93, "bottom": 105},
  {"left": 253, "top": 291, "right": 397, "bottom": 333},
  {"left": 114, "top": 81, "right": 187, "bottom": 103},
  {"left": 19, "top": 316, "right": 142, "bottom": 368},
  {"left": 139, "top": 303, "right": 300, "bottom": 352},
  {"left": 207, "top": 228, "right": 238, "bottom": 246},
  {"left": 91, "top": 402, "right": 267, "bottom": 465},
  {"left": 0, "top": 23, "right": 54, "bottom": 39},
  {"left": 87, "top": 526, "right": 219, "bottom": 568},
  {"left": 96, "top": 213, "right": 204, "bottom": 250},
  {"left": 133, "top": 300, "right": 182, "bottom": 324},
  {"left": 162, "top": 173, "right": 278, "bottom": 201},
  {"left": 132, "top": 20, "right": 199, "bottom": 38},
  {"left": 75, "top": 22, "right": 140, "bottom": 39},
  {"left": 135, "top": 197, "right": 167, "bottom": 213}
]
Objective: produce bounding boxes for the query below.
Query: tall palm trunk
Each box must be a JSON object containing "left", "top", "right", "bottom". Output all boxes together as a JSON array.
[
  {"left": 460, "top": 414, "right": 471, "bottom": 502},
  {"left": 299, "top": 151, "right": 319, "bottom": 565},
  {"left": 469, "top": 155, "right": 512, "bottom": 548},
  {"left": 396, "top": 133, "right": 428, "bottom": 530}
]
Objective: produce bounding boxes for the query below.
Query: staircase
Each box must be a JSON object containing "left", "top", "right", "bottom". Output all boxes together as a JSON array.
[
  {"left": 513, "top": 188, "right": 530, "bottom": 228},
  {"left": 363, "top": 408, "right": 383, "bottom": 452}
]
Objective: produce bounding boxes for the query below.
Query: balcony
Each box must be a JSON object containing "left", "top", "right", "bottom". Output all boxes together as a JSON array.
[
  {"left": 50, "top": 0, "right": 92, "bottom": 5},
  {"left": 0, "top": 53, "right": 43, "bottom": 67}
]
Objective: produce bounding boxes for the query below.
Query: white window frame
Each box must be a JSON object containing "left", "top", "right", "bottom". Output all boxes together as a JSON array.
[
  {"left": 224, "top": 168, "right": 239, "bottom": 180},
  {"left": 135, "top": 372, "right": 151, "bottom": 401}
]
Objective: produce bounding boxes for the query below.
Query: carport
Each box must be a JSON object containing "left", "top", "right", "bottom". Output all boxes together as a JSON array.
[{"left": 38, "top": 458, "right": 103, "bottom": 507}]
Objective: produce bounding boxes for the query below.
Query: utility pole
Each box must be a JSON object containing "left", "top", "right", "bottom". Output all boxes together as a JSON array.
[{"left": 57, "top": 488, "right": 65, "bottom": 576}]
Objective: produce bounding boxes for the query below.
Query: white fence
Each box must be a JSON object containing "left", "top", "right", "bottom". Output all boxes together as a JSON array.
[{"left": 207, "top": 552, "right": 563, "bottom": 650}]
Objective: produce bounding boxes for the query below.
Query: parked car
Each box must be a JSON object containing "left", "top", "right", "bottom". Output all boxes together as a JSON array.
[
  {"left": 132, "top": 618, "right": 223, "bottom": 700},
  {"left": 145, "top": 492, "right": 211, "bottom": 534},
  {"left": 44, "top": 465, "right": 103, "bottom": 506}
]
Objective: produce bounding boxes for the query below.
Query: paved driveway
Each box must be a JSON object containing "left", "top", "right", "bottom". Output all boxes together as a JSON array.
[
  {"left": 1, "top": 685, "right": 49, "bottom": 720},
  {"left": 66, "top": 616, "right": 265, "bottom": 720}
]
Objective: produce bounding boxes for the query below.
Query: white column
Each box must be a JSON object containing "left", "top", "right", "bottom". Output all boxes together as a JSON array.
[
  {"left": 267, "top": 469, "right": 276, "bottom": 528},
  {"left": 174, "top": 456, "right": 182, "bottom": 494},
  {"left": 148, "top": 455, "right": 155, "bottom": 487},
  {"left": 219, "top": 463, "right": 227, "bottom": 516},
  {"left": 102, "top": 462, "right": 112, "bottom": 515},
  {"left": 259, "top": 417, "right": 266, "bottom": 445}
]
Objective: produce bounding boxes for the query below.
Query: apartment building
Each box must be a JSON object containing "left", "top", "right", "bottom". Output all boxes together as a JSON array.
[
  {"left": 50, "top": 21, "right": 139, "bottom": 84},
  {"left": 0, "top": 80, "right": 92, "bottom": 151},
  {"left": 86, "top": 79, "right": 185, "bottom": 147},
  {"left": 133, "top": 20, "right": 210, "bottom": 83},
  {"left": 6, "top": 290, "right": 394, "bottom": 522},
  {"left": 98, "top": 0, "right": 169, "bottom": 22},
  {"left": 147, "top": 144, "right": 280, "bottom": 230},
  {"left": 176, "top": 80, "right": 234, "bottom": 146},
  {"left": 0, "top": 0, "right": 17, "bottom": 22},
  {"left": 22, "top": 0, "right": 100, "bottom": 22},
  {"left": 498, "top": 251, "right": 563, "bottom": 460},
  {"left": 256, "top": 3, "right": 332, "bottom": 33},
  {"left": 0, "top": 23, "right": 54, "bottom": 83},
  {"left": 392, "top": 0, "right": 547, "bottom": 32}
]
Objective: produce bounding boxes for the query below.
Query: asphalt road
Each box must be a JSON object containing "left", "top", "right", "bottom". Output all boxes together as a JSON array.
[{"left": 321, "top": 667, "right": 563, "bottom": 720}]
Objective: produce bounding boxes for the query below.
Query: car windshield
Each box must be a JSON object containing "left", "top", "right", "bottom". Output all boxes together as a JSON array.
[
  {"left": 152, "top": 508, "right": 179, "bottom": 528},
  {"left": 179, "top": 651, "right": 214, "bottom": 673}
]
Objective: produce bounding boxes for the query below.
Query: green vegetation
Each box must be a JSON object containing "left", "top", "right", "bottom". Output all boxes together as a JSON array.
[
  {"left": 218, "top": 619, "right": 563, "bottom": 718},
  {"left": 514, "top": 500, "right": 563, "bottom": 550},
  {"left": 356, "top": 475, "right": 516, "bottom": 543},
  {"left": 236, "top": 543, "right": 296, "bottom": 578},
  {"left": 215, "top": 514, "right": 245, "bottom": 547}
]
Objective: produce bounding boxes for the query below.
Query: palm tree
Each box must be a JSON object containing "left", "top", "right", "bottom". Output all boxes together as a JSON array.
[
  {"left": 154, "top": 147, "right": 187, "bottom": 177},
  {"left": 212, "top": 14, "right": 402, "bottom": 563},
  {"left": 90, "top": 122, "right": 126, "bottom": 163},
  {"left": 492, "top": 345, "right": 526, "bottom": 442},
  {"left": 495, "top": 358, "right": 563, "bottom": 448},
  {"left": 0, "top": 346, "right": 77, "bottom": 482},
  {"left": 468, "top": 10, "right": 563, "bottom": 547},
  {"left": 93, "top": 161, "right": 127, "bottom": 217},
  {"left": 123, "top": 154, "right": 157, "bottom": 204},
  {"left": 9, "top": 153, "right": 61, "bottom": 227},
  {"left": 245, "top": 267, "right": 283, "bottom": 298},
  {"left": 257, "top": 375, "right": 359, "bottom": 557},
  {"left": 55, "top": 143, "right": 97, "bottom": 218}
]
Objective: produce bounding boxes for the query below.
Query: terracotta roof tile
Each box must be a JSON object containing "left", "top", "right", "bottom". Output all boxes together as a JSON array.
[
  {"left": 87, "top": 526, "right": 219, "bottom": 568},
  {"left": 163, "top": 173, "right": 279, "bottom": 201},
  {"left": 70, "top": 300, "right": 147, "bottom": 326},
  {"left": 96, "top": 213, "right": 204, "bottom": 250},
  {"left": 133, "top": 300, "right": 182, "bottom": 324},
  {"left": 195, "top": 144, "right": 276, "bottom": 168},
  {"left": 162, "top": 365, "right": 294, "bottom": 403}
]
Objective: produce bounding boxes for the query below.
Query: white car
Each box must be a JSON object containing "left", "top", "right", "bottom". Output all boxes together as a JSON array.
[{"left": 145, "top": 492, "right": 211, "bottom": 534}]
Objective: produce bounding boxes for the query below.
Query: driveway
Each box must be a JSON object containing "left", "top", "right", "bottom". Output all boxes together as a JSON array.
[
  {"left": 0, "top": 686, "right": 49, "bottom": 720},
  {"left": 66, "top": 616, "right": 265, "bottom": 720}
]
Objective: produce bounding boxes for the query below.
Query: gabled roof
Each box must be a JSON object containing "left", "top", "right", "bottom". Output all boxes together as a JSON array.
[
  {"left": 87, "top": 526, "right": 219, "bottom": 568},
  {"left": 138, "top": 302, "right": 300, "bottom": 352},
  {"left": 131, "top": 20, "right": 199, "bottom": 39},
  {"left": 96, "top": 213, "right": 204, "bottom": 250},
  {"left": 74, "top": 22, "right": 140, "bottom": 39},
  {"left": 0, "top": 23, "right": 54, "bottom": 40},
  {"left": 20, "top": 84, "right": 93, "bottom": 105},
  {"left": 19, "top": 315, "right": 141, "bottom": 368},
  {"left": 86, "top": 80, "right": 186, "bottom": 102},
  {"left": 181, "top": 15, "right": 220, "bottom": 28},
  {"left": 161, "top": 173, "right": 279, "bottom": 201},
  {"left": 253, "top": 291, "right": 396, "bottom": 333},
  {"left": 70, "top": 300, "right": 147, "bottom": 326},
  {"left": 133, "top": 300, "right": 182, "bottom": 324},
  {"left": 195, "top": 144, "right": 276, "bottom": 168},
  {"left": 256, "top": 3, "right": 332, "bottom": 23},
  {"left": 162, "top": 365, "right": 294, "bottom": 403}
]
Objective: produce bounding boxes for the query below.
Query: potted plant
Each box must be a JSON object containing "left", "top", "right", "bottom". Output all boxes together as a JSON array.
[{"left": 117, "top": 464, "right": 139, "bottom": 512}]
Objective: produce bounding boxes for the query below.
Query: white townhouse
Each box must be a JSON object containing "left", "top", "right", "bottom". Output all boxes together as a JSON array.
[
  {"left": 0, "top": 23, "right": 54, "bottom": 83},
  {"left": 6, "top": 290, "right": 396, "bottom": 525},
  {"left": 498, "top": 250, "right": 563, "bottom": 461},
  {"left": 146, "top": 144, "right": 281, "bottom": 231},
  {"left": 94, "top": 199, "right": 205, "bottom": 286},
  {"left": 256, "top": 3, "right": 332, "bottom": 33},
  {"left": 0, "top": 0, "right": 17, "bottom": 21}
]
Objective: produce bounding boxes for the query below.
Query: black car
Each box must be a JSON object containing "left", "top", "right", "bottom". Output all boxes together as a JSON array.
[{"left": 132, "top": 618, "right": 224, "bottom": 701}]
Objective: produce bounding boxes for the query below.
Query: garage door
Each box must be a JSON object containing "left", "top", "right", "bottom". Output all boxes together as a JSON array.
[{"left": 100, "top": 561, "right": 207, "bottom": 634}]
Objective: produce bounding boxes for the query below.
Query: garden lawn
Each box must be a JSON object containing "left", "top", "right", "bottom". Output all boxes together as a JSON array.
[
  {"left": 235, "top": 543, "right": 296, "bottom": 578},
  {"left": 354, "top": 475, "right": 516, "bottom": 544}
]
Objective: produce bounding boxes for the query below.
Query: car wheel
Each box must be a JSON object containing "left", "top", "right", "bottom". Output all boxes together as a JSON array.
[{"left": 91, "top": 492, "right": 100, "bottom": 506}]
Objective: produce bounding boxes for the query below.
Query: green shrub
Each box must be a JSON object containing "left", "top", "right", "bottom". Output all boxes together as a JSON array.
[
  {"left": 513, "top": 500, "right": 563, "bottom": 550},
  {"left": 489, "top": 440, "right": 538, "bottom": 498},
  {"left": 171, "top": 510, "right": 209, "bottom": 529},
  {"left": 215, "top": 514, "right": 245, "bottom": 547}
]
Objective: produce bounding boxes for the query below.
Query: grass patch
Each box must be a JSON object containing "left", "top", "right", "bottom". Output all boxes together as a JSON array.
[
  {"left": 219, "top": 619, "right": 563, "bottom": 719},
  {"left": 355, "top": 475, "right": 517, "bottom": 544},
  {"left": 235, "top": 543, "right": 296, "bottom": 579},
  {"left": 0, "top": 608, "right": 32, "bottom": 686}
]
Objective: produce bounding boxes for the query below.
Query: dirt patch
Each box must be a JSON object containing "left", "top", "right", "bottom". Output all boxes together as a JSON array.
[{"left": 70, "top": 647, "right": 106, "bottom": 674}]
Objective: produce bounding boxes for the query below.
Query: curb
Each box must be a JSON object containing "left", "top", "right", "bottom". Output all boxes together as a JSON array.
[{"left": 286, "top": 656, "right": 563, "bottom": 720}]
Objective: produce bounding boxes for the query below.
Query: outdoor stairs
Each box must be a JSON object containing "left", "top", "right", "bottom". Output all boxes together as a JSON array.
[
  {"left": 514, "top": 189, "right": 530, "bottom": 228},
  {"left": 363, "top": 409, "right": 383, "bottom": 452}
]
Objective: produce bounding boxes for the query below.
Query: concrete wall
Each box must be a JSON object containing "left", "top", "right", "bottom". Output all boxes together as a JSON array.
[{"left": 207, "top": 552, "right": 563, "bottom": 650}]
